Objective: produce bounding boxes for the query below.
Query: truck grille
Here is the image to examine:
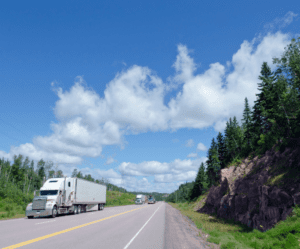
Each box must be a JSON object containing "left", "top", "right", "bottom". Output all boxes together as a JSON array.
[{"left": 32, "top": 198, "right": 47, "bottom": 210}]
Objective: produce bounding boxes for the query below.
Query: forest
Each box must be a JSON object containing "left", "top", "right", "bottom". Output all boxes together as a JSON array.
[{"left": 166, "top": 36, "right": 300, "bottom": 204}]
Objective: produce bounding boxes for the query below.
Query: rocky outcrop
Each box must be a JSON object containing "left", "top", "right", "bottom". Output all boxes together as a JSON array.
[{"left": 197, "top": 141, "right": 300, "bottom": 232}]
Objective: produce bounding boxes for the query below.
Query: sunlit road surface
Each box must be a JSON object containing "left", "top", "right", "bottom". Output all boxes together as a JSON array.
[{"left": 0, "top": 202, "right": 165, "bottom": 249}]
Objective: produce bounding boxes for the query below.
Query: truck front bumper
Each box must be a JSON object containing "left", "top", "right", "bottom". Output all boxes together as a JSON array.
[{"left": 26, "top": 207, "right": 53, "bottom": 218}]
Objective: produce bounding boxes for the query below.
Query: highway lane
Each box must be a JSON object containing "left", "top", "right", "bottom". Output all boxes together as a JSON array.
[{"left": 0, "top": 202, "right": 165, "bottom": 249}]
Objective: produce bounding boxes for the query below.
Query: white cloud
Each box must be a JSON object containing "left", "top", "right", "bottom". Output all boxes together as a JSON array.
[
  {"left": 154, "top": 171, "right": 197, "bottom": 183},
  {"left": 264, "top": 11, "right": 298, "bottom": 30},
  {"left": 185, "top": 139, "right": 194, "bottom": 147},
  {"left": 118, "top": 157, "right": 207, "bottom": 182},
  {"left": 187, "top": 153, "right": 197, "bottom": 158},
  {"left": 197, "top": 143, "right": 207, "bottom": 151},
  {"left": 105, "top": 157, "right": 116, "bottom": 165}
]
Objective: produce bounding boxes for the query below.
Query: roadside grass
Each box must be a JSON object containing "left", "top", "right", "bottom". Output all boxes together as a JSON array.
[
  {"left": 0, "top": 198, "right": 26, "bottom": 220},
  {"left": 101, "top": 191, "right": 136, "bottom": 207},
  {"left": 168, "top": 199, "right": 300, "bottom": 249}
]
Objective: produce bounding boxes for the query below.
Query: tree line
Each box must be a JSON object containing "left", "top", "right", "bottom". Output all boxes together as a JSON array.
[{"left": 166, "top": 36, "right": 300, "bottom": 203}]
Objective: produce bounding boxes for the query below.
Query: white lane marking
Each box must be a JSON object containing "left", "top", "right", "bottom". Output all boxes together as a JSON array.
[
  {"left": 35, "top": 220, "right": 56, "bottom": 225},
  {"left": 123, "top": 205, "right": 161, "bottom": 249}
]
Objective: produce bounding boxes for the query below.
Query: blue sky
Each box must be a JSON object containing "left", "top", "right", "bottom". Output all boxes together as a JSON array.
[{"left": 0, "top": 1, "right": 299, "bottom": 193}]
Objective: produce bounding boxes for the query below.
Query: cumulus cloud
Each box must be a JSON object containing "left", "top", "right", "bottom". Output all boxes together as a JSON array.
[
  {"left": 187, "top": 153, "right": 197, "bottom": 158},
  {"left": 197, "top": 143, "right": 207, "bottom": 151},
  {"left": 118, "top": 157, "right": 206, "bottom": 181},
  {"left": 185, "top": 139, "right": 194, "bottom": 147}
]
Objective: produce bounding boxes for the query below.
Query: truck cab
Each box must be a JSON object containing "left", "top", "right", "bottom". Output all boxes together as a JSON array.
[
  {"left": 26, "top": 177, "right": 76, "bottom": 218},
  {"left": 135, "top": 194, "right": 145, "bottom": 205}
]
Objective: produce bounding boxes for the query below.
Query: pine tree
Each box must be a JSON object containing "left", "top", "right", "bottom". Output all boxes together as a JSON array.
[
  {"left": 206, "top": 138, "right": 220, "bottom": 187},
  {"left": 232, "top": 116, "right": 244, "bottom": 155},
  {"left": 248, "top": 62, "right": 276, "bottom": 150},
  {"left": 189, "top": 162, "right": 207, "bottom": 201},
  {"left": 216, "top": 132, "right": 227, "bottom": 170},
  {"left": 241, "top": 97, "right": 252, "bottom": 147},
  {"left": 273, "top": 37, "right": 300, "bottom": 139}
]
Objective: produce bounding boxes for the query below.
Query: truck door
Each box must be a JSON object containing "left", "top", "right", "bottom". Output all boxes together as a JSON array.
[{"left": 65, "top": 178, "right": 74, "bottom": 206}]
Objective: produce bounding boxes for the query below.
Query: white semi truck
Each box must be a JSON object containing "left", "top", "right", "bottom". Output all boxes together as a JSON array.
[
  {"left": 26, "top": 177, "right": 106, "bottom": 219},
  {"left": 135, "top": 194, "right": 145, "bottom": 204}
]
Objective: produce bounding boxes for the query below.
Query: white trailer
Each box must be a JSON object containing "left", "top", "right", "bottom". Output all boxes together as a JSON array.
[
  {"left": 26, "top": 177, "right": 106, "bottom": 219},
  {"left": 135, "top": 194, "right": 145, "bottom": 204}
]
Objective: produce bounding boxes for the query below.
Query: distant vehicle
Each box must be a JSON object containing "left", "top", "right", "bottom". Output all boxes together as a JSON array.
[
  {"left": 135, "top": 194, "right": 145, "bottom": 205},
  {"left": 26, "top": 177, "right": 106, "bottom": 219},
  {"left": 148, "top": 196, "right": 156, "bottom": 204}
]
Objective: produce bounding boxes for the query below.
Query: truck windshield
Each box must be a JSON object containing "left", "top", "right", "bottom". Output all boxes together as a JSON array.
[{"left": 40, "top": 190, "right": 58, "bottom": 196}]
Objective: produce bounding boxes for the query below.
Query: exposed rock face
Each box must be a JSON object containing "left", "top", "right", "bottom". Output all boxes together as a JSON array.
[{"left": 197, "top": 141, "right": 300, "bottom": 232}]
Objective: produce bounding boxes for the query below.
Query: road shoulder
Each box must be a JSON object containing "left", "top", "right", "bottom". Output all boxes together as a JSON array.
[{"left": 164, "top": 202, "right": 220, "bottom": 249}]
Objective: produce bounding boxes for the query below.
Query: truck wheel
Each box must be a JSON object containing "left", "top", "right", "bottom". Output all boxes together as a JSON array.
[
  {"left": 73, "top": 205, "right": 78, "bottom": 214},
  {"left": 51, "top": 206, "right": 57, "bottom": 218},
  {"left": 77, "top": 205, "right": 81, "bottom": 214},
  {"left": 101, "top": 204, "right": 104, "bottom": 210},
  {"left": 98, "top": 204, "right": 101, "bottom": 211},
  {"left": 27, "top": 216, "right": 34, "bottom": 219}
]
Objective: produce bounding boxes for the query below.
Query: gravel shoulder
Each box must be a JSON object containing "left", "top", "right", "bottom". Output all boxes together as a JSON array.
[{"left": 164, "top": 203, "right": 220, "bottom": 249}]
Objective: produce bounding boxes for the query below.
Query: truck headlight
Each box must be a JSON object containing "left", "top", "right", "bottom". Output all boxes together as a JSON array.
[{"left": 26, "top": 203, "right": 32, "bottom": 209}]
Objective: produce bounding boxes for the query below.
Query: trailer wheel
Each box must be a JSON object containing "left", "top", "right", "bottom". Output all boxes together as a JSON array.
[
  {"left": 27, "top": 216, "right": 34, "bottom": 219},
  {"left": 101, "top": 204, "right": 104, "bottom": 210},
  {"left": 98, "top": 204, "right": 101, "bottom": 211},
  {"left": 77, "top": 205, "right": 81, "bottom": 214},
  {"left": 73, "top": 205, "right": 78, "bottom": 214},
  {"left": 51, "top": 206, "right": 57, "bottom": 218}
]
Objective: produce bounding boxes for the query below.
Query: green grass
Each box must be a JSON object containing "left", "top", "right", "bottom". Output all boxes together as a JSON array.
[
  {"left": 0, "top": 198, "right": 26, "bottom": 220},
  {"left": 105, "top": 191, "right": 136, "bottom": 207},
  {"left": 168, "top": 198, "right": 300, "bottom": 249}
]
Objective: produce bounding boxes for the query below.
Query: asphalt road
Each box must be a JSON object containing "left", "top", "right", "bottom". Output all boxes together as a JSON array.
[{"left": 0, "top": 202, "right": 212, "bottom": 249}]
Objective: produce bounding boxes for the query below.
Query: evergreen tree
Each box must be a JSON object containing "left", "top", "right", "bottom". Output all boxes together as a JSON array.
[
  {"left": 241, "top": 97, "right": 252, "bottom": 148},
  {"left": 232, "top": 116, "right": 244, "bottom": 155},
  {"left": 216, "top": 132, "right": 227, "bottom": 170},
  {"left": 273, "top": 38, "right": 300, "bottom": 139},
  {"left": 248, "top": 62, "right": 276, "bottom": 150},
  {"left": 189, "top": 162, "right": 207, "bottom": 201},
  {"left": 224, "top": 118, "right": 237, "bottom": 162},
  {"left": 206, "top": 138, "right": 220, "bottom": 187}
]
